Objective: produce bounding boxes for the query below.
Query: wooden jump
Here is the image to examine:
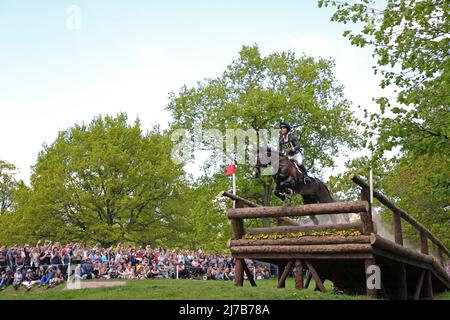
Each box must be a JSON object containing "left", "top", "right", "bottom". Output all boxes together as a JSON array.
[{"left": 219, "top": 173, "right": 450, "bottom": 300}]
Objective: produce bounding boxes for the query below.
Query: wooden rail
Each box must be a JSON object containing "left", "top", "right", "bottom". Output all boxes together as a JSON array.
[
  {"left": 219, "top": 182, "right": 449, "bottom": 299},
  {"left": 349, "top": 174, "right": 450, "bottom": 261},
  {"left": 219, "top": 191, "right": 301, "bottom": 226},
  {"left": 227, "top": 201, "right": 369, "bottom": 219},
  {"left": 350, "top": 173, "right": 450, "bottom": 300}
]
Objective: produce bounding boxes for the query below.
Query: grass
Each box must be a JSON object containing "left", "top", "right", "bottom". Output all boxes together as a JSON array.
[
  {"left": 435, "top": 290, "right": 450, "bottom": 300},
  {"left": 0, "top": 278, "right": 366, "bottom": 300},
  {"left": 0, "top": 278, "right": 448, "bottom": 300}
]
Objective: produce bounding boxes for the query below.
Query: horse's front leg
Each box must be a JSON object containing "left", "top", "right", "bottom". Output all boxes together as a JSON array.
[
  {"left": 281, "top": 177, "right": 296, "bottom": 195},
  {"left": 274, "top": 185, "right": 286, "bottom": 202},
  {"left": 274, "top": 183, "right": 292, "bottom": 204},
  {"left": 278, "top": 179, "right": 295, "bottom": 205}
]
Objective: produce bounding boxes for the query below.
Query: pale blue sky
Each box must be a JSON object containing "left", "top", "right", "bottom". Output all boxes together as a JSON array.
[{"left": 0, "top": 1, "right": 389, "bottom": 183}]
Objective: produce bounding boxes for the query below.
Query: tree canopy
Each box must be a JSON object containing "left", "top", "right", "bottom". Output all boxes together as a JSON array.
[
  {"left": 320, "top": 0, "right": 449, "bottom": 248},
  {"left": 167, "top": 44, "right": 363, "bottom": 176},
  {"left": 0, "top": 114, "right": 186, "bottom": 246},
  {"left": 0, "top": 160, "right": 18, "bottom": 215},
  {"left": 319, "top": 0, "right": 449, "bottom": 156}
]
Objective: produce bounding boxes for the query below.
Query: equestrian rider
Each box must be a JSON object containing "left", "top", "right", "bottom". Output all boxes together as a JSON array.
[{"left": 279, "top": 122, "right": 311, "bottom": 184}]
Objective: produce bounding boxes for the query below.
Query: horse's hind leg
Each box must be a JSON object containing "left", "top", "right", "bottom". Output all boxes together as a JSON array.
[
  {"left": 302, "top": 195, "right": 320, "bottom": 225},
  {"left": 330, "top": 215, "right": 339, "bottom": 225},
  {"left": 310, "top": 215, "right": 319, "bottom": 225}
]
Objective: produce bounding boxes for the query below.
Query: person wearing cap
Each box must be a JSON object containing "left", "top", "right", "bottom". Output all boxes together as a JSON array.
[{"left": 279, "top": 122, "right": 311, "bottom": 183}]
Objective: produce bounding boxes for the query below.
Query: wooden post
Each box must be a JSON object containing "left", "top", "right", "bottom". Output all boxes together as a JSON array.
[
  {"left": 234, "top": 258, "right": 244, "bottom": 287},
  {"left": 295, "top": 260, "right": 304, "bottom": 290},
  {"left": 397, "top": 264, "right": 407, "bottom": 300},
  {"left": 304, "top": 260, "right": 326, "bottom": 293},
  {"left": 413, "top": 270, "right": 425, "bottom": 300},
  {"left": 233, "top": 200, "right": 245, "bottom": 288},
  {"left": 277, "top": 261, "right": 293, "bottom": 288},
  {"left": 230, "top": 200, "right": 245, "bottom": 240},
  {"left": 230, "top": 219, "right": 244, "bottom": 240},
  {"left": 349, "top": 174, "right": 450, "bottom": 258},
  {"left": 420, "top": 231, "right": 429, "bottom": 255},
  {"left": 423, "top": 271, "right": 433, "bottom": 300},
  {"left": 304, "top": 270, "right": 312, "bottom": 289},
  {"left": 277, "top": 263, "right": 284, "bottom": 288},
  {"left": 393, "top": 211, "right": 403, "bottom": 245},
  {"left": 359, "top": 188, "right": 373, "bottom": 235},
  {"left": 437, "top": 248, "right": 444, "bottom": 267},
  {"left": 242, "top": 262, "right": 257, "bottom": 287},
  {"left": 364, "top": 259, "right": 378, "bottom": 298},
  {"left": 263, "top": 184, "right": 271, "bottom": 228}
]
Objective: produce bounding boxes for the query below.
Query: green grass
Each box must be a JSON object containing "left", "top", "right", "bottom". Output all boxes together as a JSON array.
[
  {"left": 0, "top": 278, "right": 448, "bottom": 300},
  {"left": 0, "top": 278, "right": 365, "bottom": 300},
  {"left": 435, "top": 290, "right": 450, "bottom": 300}
]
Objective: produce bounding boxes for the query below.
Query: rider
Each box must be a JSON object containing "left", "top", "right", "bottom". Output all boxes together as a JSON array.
[{"left": 279, "top": 122, "right": 311, "bottom": 184}]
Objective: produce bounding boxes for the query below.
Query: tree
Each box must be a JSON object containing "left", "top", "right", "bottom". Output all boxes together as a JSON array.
[
  {"left": 167, "top": 44, "right": 363, "bottom": 209},
  {"left": 0, "top": 160, "right": 18, "bottom": 214},
  {"left": 320, "top": 0, "right": 449, "bottom": 246},
  {"left": 23, "top": 113, "right": 185, "bottom": 246},
  {"left": 166, "top": 175, "right": 232, "bottom": 253},
  {"left": 319, "top": 0, "right": 449, "bottom": 157},
  {"left": 380, "top": 152, "right": 449, "bottom": 249}
]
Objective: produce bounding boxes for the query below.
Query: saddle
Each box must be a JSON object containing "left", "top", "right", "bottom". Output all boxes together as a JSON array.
[{"left": 289, "top": 159, "right": 312, "bottom": 184}]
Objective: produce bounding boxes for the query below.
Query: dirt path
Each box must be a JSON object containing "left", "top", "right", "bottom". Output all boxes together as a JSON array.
[{"left": 65, "top": 280, "right": 127, "bottom": 290}]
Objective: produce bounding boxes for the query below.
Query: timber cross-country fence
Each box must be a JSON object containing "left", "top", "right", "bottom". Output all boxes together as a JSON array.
[{"left": 219, "top": 173, "right": 450, "bottom": 300}]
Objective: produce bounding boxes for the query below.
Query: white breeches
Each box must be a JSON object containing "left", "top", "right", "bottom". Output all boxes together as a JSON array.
[{"left": 288, "top": 152, "right": 303, "bottom": 165}]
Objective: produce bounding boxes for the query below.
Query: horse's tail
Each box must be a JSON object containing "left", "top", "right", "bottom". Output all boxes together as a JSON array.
[
  {"left": 317, "top": 178, "right": 334, "bottom": 203},
  {"left": 325, "top": 184, "right": 335, "bottom": 202}
]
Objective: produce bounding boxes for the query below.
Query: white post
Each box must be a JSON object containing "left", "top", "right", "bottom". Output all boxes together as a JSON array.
[
  {"left": 176, "top": 264, "right": 179, "bottom": 279},
  {"left": 369, "top": 169, "right": 373, "bottom": 216},
  {"left": 232, "top": 156, "right": 237, "bottom": 208},
  {"left": 253, "top": 265, "right": 256, "bottom": 281},
  {"left": 68, "top": 261, "right": 71, "bottom": 281}
]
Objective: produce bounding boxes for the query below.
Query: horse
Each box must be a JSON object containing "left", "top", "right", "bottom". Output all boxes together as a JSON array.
[{"left": 254, "top": 146, "right": 341, "bottom": 225}]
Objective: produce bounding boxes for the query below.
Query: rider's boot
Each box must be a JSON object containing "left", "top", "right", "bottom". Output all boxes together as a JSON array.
[{"left": 299, "top": 164, "right": 312, "bottom": 184}]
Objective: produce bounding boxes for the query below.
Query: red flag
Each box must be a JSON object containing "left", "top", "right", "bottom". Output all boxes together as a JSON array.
[{"left": 225, "top": 165, "right": 236, "bottom": 175}]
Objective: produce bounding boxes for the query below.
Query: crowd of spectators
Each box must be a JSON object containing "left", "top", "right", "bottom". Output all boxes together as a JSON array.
[{"left": 0, "top": 241, "right": 271, "bottom": 291}]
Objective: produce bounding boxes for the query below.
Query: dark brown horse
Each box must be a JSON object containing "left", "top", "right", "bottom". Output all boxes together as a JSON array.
[{"left": 254, "top": 147, "right": 338, "bottom": 225}]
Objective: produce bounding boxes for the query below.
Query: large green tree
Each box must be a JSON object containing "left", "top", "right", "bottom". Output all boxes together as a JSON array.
[
  {"left": 12, "top": 114, "right": 185, "bottom": 246},
  {"left": 320, "top": 0, "right": 449, "bottom": 246},
  {"left": 166, "top": 175, "right": 232, "bottom": 253},
  {"left": 167, "top": 44, "right": 363, "bottom": 209},
  {"left": 319, "top": 0, "right": 449, "bottom": 157},
  {"left": 0, "top": 160, "right": 18, "bottom": 215}
]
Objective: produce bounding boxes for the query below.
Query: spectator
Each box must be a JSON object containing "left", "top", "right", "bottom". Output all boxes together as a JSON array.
[
  {"left": 22, "top": 269, "right": 40, "bottom": 291},
  {"left": 12, "top": 267, "right": 23, "bottom": 290},
  {"left": 0, "top": 240, "right": 274, "bottom": 290},
  {"left": 82, "top": 259, "right": 94, "bottom": 279},
  {"left": 38, "top": 266, "right": 54, "bottom": 288},
  {"left": 0, "top": 247, "right": 6, "bottom": 271},
  {"left": 74, "top": 264, "right": 86, "bottom": 280},
  {"left": 39, "top": 249, "right": 51, "bottom": 268},
  {"left": 50, "top": 248, "right": 62, "bottom": 268},
  {"left": 48, "top": 267, "right": 64, "bottom": 288},
  {"left": 30, "top": 247, "right": 40, "bottom": 270},
  {"left": 0, "top": 267, "right": 13, "bottom": 290}
]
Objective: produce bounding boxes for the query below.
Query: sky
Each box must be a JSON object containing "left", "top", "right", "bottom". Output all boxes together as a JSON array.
[{"left": 0, "top": 0, "right": 390, "bottom": 184}]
